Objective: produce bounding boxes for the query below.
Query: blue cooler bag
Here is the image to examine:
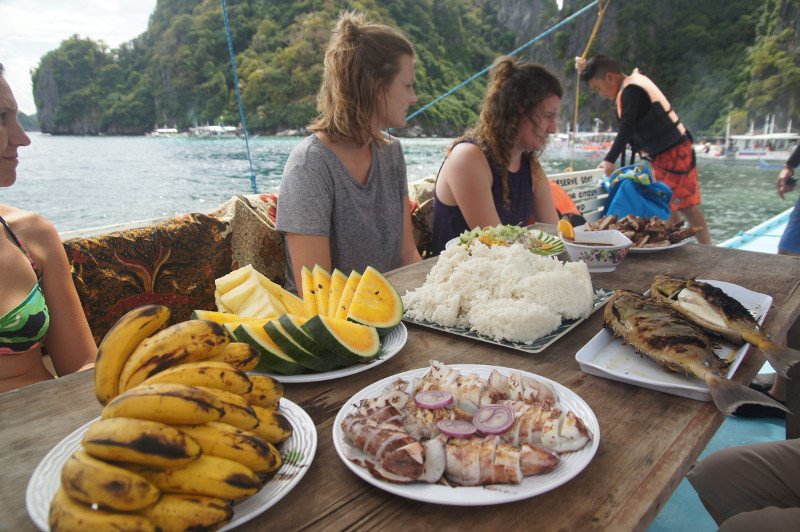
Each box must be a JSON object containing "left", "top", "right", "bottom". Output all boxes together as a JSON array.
[{"left": 603, "top": 163, "right": 672, "bottom": 219}]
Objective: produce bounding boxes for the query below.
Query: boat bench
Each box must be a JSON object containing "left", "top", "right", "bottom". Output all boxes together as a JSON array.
[
  {"left": 59, "top": 171, "right": 607, "bottom": 343},
  {"left": 61, "top": 189, "right": 435, "bottom": 343},
  {"left": 61, "top": 194, "right": 284, "bottom": 343}
]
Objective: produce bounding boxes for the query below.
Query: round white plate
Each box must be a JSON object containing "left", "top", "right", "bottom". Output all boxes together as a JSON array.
[
  {"left": 333, "top": 364, "right": 600, "bottom": 506},
  {"left": 445, "top": 229, "right": 564, "bottom": 256},
  {"left": 626, "top": 239, "right": 689, "bottom": 253},
  {"left": 26, "top": 399, "right": 317, "bottom": 531},
  {"left": 254, "top": 323, "right": 407, "bottom": 383}
]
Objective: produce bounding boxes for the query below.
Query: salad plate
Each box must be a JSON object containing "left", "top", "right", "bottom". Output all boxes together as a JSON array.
[
  {"left": 575, "top": 280, "right": 772, "bottom": 401},
  {"left": 26, "top": 399, "right": 317, "bottom": 531},
  {"left": 445, "top": 226, "right": 564, "bottom": 256},
  {"left": 333, "top": 364, "right": 600, "bottom": 506},
  {"left": 253, "top": 323, "right": 407, "bottom": 383},
  {"left": 404, "top": 289, "right": 612, "bottom": 354}
]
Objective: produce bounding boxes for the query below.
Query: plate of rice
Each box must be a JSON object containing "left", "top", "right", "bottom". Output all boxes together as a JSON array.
[
  {"left": 445, "top": 225, "right": 564, "bottom": 256},
  {"left": 403, "top": 241, "right": 611, "bottom": 353}
]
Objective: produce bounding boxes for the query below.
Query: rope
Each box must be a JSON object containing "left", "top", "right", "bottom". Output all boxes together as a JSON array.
[
  {"left": 221, "top": 0, "right": 258, "bottom": 194},
  {"left": 405, "top": 1, "right": 600, "bottom": 123},
  {"left": 569, "top": 0, "right": 612, "bottom": 170}
]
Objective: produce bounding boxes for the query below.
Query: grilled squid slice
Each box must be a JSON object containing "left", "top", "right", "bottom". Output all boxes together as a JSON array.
[
  {"left": 342, "top": 405, "right": 425, "bottom": 482},
  {"left": 499, "top": 400, "right": 592, "bottom": 453},
  {"left": 444, "top": 436, "right": 558, "bottom": 486}
]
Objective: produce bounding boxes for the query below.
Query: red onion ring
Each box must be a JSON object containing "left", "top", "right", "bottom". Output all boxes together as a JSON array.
[
  {"left": 436, "top": 419, "right": 477, "bottom": 438},
  {"left": 414, "top": 390, "right": 454, "bottom": 409},
  {"left": 472, "top": 405, "right": 515, "bottom": 435}
]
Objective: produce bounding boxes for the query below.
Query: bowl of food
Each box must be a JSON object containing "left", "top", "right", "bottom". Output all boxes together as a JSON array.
[{"left": 559, "top": 223, "right": 632, "bottom": 273}]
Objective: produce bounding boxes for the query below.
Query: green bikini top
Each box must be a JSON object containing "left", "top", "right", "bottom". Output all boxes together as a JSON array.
[{"left": 0, "top": 215, "right": 51, "bottom": 354}]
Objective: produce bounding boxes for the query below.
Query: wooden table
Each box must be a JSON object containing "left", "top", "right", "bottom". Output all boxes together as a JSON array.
[{"left": 3, "top": 239, "right": 800, "bottom": 531}]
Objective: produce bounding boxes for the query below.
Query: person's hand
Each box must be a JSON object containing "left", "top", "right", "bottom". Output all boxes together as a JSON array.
[
  {"left": 575, "top": 57, "right": 587, "bottom": 73},
  {"left": 598, "top": 160, "right": 615, "bottom": 176},
  {"left": 777, "top": 166, "right": 796, "bottom": 200}
]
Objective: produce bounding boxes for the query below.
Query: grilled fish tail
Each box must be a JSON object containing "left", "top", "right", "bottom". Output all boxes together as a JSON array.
[
  {"left": 747, "top": 337, "right": 800, "bottom": 379},
  {"left": 706, "top": 374, "right": 790, "bottom": 416}
]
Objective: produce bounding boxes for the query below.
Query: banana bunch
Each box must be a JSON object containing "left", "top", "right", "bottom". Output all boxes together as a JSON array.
[{"left": 50, "top": 305, "right": 295, "bottom": 531}]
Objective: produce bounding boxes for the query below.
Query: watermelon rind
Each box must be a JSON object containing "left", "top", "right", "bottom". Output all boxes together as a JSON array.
[
  {"left": 302, "top": 315, "right": 380, "bottom": 365},
  {"left": 234, "top": 323, "right": 306, "bottom": 375},
  {"left": 277, "top": 315, "right": 321, "bottom": 354},
  {"left": 264, "top": 320, "right": 336, "bottom": 372}
]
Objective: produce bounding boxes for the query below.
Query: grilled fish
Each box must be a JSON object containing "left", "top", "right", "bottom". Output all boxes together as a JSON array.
[
  {"left": 603, "top": 290, "right": 788, "bottom": 415},
  {"left": 651, "top": 275, "right": 800, "bottom": 378}
]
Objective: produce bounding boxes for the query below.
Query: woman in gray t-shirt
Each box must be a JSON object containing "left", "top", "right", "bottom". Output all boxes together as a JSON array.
[{"left": 276, "top": 11, "right": 422, "bottom": 293}]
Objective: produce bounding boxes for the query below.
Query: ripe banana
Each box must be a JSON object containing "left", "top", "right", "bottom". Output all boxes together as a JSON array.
[
  {"left": 101, "top": 383, "right": 225, "bottom": 426},
  {"left": 82, "top": 417, "right": 202, "bottom": 468},
  {"left": 132, "top": 455, "right": 261, "bottom": 500},
  {"left": 60, "top": 450, "right": 160, "bottom": 511},
  {"left": 49, "top": 488, "right": 156, "bottom": 532},
  {"left": 118, "top": 320, "right": 231, "bottom": 392},
  {"left": 251, "top": 405, "right": 293, "bottom": 444},
  {"left": 206, "top": 341, "right": 260, "bottom": 371},
  {"left": 241, "top": 374, "right": 283, "bottom": 409},
  {"left": 198, "top": 386, "right": 260, "bottom": 430},
  {"left": 138, "top": 493, "right": 232, "bottom": 532},
  {"left": 177, "top": 422, "right": 282, "bottom": 474},
  {"left": 139, "top": 360, "right": 253, "bottom": 394},
  {"left": 94, "top": 305, "right": 171, "bottom": 405}
]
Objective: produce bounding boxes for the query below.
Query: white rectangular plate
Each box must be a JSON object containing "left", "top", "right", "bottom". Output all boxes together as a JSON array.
[
  {"left": 575, "top": 280, "right": 772, "bottom": 401},
  {"left": 404, "top": 289, "right": 612, "bottom": 354}
]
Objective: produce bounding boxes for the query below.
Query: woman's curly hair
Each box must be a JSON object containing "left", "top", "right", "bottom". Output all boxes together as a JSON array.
[
  {"left": 454, "top": 57, "right": 562, "bottom": 208},
  {"left": 310, "top": 11, "right": 415, "bottom": 147}
]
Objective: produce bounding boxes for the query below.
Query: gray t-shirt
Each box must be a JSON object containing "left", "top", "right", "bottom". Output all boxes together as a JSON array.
[{"left": 276, "top": 133, "right": 407, "bottom": 292}]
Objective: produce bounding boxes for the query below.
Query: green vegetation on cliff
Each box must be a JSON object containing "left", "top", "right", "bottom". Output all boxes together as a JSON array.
[
  {"left": 31, "top": 0, "right": 799, "bottom": 137},
  {"left": 33, "top": 0, "right": 513, "bottom": 135}
]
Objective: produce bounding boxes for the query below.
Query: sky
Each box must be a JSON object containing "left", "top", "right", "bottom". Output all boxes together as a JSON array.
[{"left": 0, "top": 0, "right": 158, "bottom": 114}]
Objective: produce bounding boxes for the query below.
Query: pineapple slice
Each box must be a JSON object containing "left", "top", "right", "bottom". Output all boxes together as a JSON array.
[{"left": 216, "top": 264, "right": 255, "bottom": 294}]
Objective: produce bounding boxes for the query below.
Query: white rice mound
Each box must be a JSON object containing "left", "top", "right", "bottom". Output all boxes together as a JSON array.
[{"left": 402, "top": 242, "right": 594, "bottom": 343}]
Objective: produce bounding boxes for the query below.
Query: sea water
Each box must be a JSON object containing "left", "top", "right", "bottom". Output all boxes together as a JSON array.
[{"left": 3, "top": 132, "right": 795, "bottom": 241}]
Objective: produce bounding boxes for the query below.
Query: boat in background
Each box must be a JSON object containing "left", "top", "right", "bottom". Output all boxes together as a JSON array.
[
  {"left": 725, "top": 132, "right": 798, "bottom": 162},
  {"left": 718, "top": 207, "right": 792, "bottom": 254},
  {"left": 544, "top": 131, "right": 616, "bottom": 161},
  {"left": 696, "top": 115, "right": 798, "bottom": 163},
  {"left": 189, "top": 123, "right": 240, "bottom": 138},
  {"left": 147, "top": 125, "right": 182, "bottom": 137}
]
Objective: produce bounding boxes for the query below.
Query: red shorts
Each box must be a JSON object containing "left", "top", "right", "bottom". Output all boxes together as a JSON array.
[{"left": 650, "top": 139, "right": 702, "bottom": 212}]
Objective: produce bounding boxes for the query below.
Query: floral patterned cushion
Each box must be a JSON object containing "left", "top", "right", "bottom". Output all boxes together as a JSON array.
[
  {"left": 63, "top": 213, "right": 231, "bottom": 344},
  {"left": 408, "top": 177, "right": 436, "bottom": 256},
  {"left": 211, "top": 194, "right": 285, "bottom": 286}
]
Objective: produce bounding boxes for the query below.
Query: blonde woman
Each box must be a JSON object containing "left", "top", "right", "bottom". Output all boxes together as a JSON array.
[
  {"left": 430, "top": 58, "right": 560, "bottom": 254},
  {"left": 0, "top": 64, "right": 95, "bottom": 392},
  {"left": 276, "top": 11, "right": 422, "bottom": 293}
]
